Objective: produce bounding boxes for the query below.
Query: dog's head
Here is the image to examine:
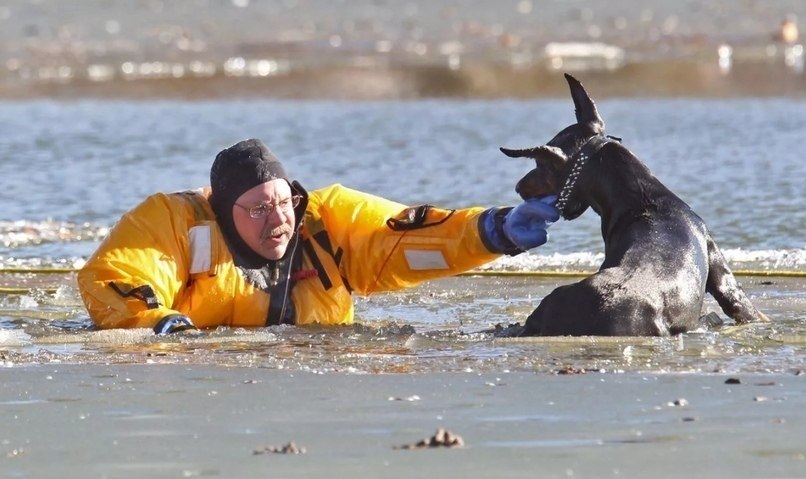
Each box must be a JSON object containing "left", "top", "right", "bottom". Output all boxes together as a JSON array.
[{"left": 501, "top": 74, "right": 605, "bottom": 220}]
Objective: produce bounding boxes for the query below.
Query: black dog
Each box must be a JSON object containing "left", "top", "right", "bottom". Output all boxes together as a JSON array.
[{"left": 500, "top": 74, "right": 768, "bottom": 336}]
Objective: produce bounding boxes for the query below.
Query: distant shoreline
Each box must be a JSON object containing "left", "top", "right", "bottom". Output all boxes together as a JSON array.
[
  {"left": 2, "top": 0, "right": 804, "bottom": 99},
  {"left": 3, "top": 58, "right": 805, "bottom": 100}
]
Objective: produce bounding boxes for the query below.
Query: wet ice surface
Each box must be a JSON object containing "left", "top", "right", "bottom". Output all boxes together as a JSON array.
[{"left": 1, "top": 276, "right": 803, "bottom": 375}]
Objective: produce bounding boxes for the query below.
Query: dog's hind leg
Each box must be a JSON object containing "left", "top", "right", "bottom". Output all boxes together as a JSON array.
[
  {"left": 705, "top": 232, "right": 769, "bottom": 324},
  {"left": 520, "top": 283, "right": 604, "bottom": 336}
]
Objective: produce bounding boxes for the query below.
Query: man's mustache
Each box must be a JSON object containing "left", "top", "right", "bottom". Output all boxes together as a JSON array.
[{"left": 260, "top": 223, "right": 293, "bottom": 243}]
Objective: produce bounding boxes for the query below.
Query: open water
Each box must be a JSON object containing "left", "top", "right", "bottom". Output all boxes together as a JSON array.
[{"left": 0, "top": 97, "right": 804, "bottom": 373}]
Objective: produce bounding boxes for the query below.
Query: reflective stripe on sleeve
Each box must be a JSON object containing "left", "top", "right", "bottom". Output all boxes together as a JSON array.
[
  {"left": 188, "top": 225, "right": 212, "bottom": 274},
  {"left": 403, "top": 249, "right": 449, "bottom": 270}
]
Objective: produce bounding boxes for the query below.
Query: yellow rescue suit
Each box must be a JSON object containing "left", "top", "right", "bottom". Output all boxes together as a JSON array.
[{"left": 78, "top": 184, "right": 500, "bottom": 329}]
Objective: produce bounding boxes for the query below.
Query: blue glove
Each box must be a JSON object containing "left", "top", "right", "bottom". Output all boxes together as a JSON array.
[
  {"left": 504, "top": 195, "right": 560, "bottom": 249},
  {"left": 480, "top": 195, "right": 559, "bottom": 255},
  {"left": 153, "top": 314, "right": 197, "bottom": 335}
]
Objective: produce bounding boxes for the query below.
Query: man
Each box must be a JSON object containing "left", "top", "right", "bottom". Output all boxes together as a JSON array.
[{"left": 78, "top": 139, "right": 559, "bottom": 334}]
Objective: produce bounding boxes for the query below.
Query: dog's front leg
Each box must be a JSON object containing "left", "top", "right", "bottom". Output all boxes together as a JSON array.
[{"left": 705, "top": 232, "right": 769, "bottom": 324}]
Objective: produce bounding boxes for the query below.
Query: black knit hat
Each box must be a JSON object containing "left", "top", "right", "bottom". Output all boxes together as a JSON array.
[{"left": 209, "top": 138, "right": 288, "bottom": 210}]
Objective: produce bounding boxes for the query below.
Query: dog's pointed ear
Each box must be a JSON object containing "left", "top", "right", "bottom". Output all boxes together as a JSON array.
[
  {"left": 565, "top": 73, "right": 605, "bottom": 133},
  {"left": 500, "top": 145, "right": 568, "bottom": 167},
  {"left": 500, "top": 145, "right": 567, "bottom": 163},
  {"left": 500, "top": 146, "right": 537, "bottom": 158}
]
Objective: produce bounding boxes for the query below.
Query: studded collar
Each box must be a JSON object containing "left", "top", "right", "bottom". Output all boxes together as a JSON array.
[{"left": 555, "top": 134, "right": 621, "bottom": 217}]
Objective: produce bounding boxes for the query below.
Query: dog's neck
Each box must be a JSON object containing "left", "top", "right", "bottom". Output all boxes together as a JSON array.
[
  {"left": 575, "top": 145, "right": 675, "bottom": 251},
  {"left": 556, "top": 136, "right": 614, "bottom": 215}
]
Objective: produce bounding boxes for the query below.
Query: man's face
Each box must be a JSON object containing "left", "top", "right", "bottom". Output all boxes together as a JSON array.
[{"left": 232, "top": 179, "right": 296, "bottom": 261}]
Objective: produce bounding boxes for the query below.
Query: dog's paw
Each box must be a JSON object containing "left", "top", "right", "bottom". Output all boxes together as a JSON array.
[
  {"left": 492, "top": 322, "right": 525, "bottom": 338},
  {"left": 698, "top": 312, "right": 725, "bottom": 328}
]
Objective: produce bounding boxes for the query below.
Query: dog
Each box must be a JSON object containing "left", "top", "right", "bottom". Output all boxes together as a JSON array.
[{"left": 499, "top": 73, "right": 768, "bottom": 336}]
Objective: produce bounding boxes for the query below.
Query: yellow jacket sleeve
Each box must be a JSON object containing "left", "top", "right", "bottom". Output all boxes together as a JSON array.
[
  {"left": 308, "top": 184, "right": 500, "bottom": 295},
  {"left": 77, "top": 193, "right": 192, "bottom": 329}
]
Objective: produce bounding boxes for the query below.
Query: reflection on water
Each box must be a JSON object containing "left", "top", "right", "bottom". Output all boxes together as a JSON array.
[{"left": 0, "top": 98, "right": 804, "bottom": 252}]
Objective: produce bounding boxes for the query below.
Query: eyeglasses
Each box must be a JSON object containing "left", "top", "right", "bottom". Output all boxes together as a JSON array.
[{"left": 235, "top": 195, "right": 302, "bottom": 219}]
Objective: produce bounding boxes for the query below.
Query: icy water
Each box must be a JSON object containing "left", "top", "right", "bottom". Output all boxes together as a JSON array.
[{"left": 0, "top": 98, "right": 804, "bottom": 373}]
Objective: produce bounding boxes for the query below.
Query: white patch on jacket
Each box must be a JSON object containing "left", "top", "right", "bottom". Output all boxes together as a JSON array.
[
  {"left": 188, "top": 225, "right": 212, "bottom": 274},
  {"left": 404, "top": 249, "right": 449, "bottom": 270}
]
